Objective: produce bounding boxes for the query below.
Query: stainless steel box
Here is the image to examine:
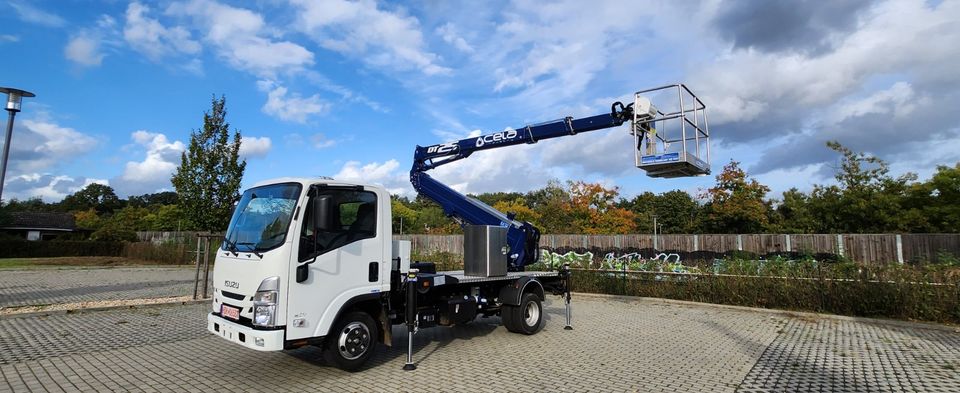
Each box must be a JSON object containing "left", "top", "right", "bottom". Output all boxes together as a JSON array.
[{"left": 463, "top": 225, "right": 508, "bottom": 277}]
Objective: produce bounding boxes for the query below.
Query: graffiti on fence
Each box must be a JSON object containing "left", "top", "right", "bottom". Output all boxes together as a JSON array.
[
  {"left": 537, "top": 250, "right": 596, "bottom": 269},
  {"left": 535, "top": 249, "right": 700, "bottom": 274}
]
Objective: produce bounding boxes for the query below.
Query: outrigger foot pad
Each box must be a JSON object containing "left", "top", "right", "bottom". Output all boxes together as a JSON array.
[
  {"left": 564, "top": 326, "right": 573, "bottom": 330},
  {"left": 403, "top": 363, "right": 417, "bottom": 371}
]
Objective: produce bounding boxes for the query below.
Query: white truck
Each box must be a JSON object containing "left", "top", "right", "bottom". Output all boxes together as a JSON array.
[
  {"left": 206, "top": 85, "right": 711, "bottom": 371},
  {"left": 207, "top": 178, "right": 571, "bottom": 371}
]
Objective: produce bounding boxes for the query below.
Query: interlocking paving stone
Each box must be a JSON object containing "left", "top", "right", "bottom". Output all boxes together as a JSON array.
[
  {"left": 1, "top": 295, "right": 957, "bottom": 392},
  {"left": 737, "top": 317, "right": 960, "bottom": 393},
  {"left": 0, "top": 268, "right": 198, "bottom": 308}
]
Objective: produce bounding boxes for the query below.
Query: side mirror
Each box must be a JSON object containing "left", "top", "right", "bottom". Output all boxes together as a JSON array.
[
  {"left": 314, "top": 195, "right": 332, "bottom": 232},
  {"left": 296, "top": 263, "right": 309, "bottom": 283}
]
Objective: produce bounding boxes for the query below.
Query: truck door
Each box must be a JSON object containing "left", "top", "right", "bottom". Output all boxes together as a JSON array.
[{"left": 288, "top": 187, "right": 384, "bottom": 340}]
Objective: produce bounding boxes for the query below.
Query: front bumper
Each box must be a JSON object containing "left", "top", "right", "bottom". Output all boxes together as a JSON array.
[{"left": 208, "top": 313, "right": 284, "bottom": 351}]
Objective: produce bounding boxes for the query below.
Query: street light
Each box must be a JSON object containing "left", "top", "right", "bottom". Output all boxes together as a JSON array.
[{"left": 0, "top": 87, "right": 35, "bottom": 204}]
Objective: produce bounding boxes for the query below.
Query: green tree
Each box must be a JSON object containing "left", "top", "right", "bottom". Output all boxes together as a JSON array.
[
  {"left": 128, "top": 191, "right": 179, "bottom": 208},
  {"left": 525, "top": 180, "right": 571, "bottom": 234},
  {"left": 391, "top": 198, "right": 418, "bottom": 234},
  {"left": 906, "top": 163, "right": 960, "bottom": 232},
  {"left": 171, "top": 96, "right": 246, "bottom": 232},
  {"left": 701, "top": 161, "right": 772, "bottom": 233},
  {"left": 2, "top": 197, "right": 54, "bottom": 212},
  {"left": 811, "top": 141, "right": 916, "bottom": 233},
  {"left": 772, "top": 188, "right": 819, "bottom": 233},
  {"left": 60, "top": 184, "right": 123, "bottom": 214},
  {"left": 73, "top": 208, "right": 103, "bottom": 230}
]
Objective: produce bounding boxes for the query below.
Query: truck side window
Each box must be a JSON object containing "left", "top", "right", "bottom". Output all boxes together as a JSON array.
[{"left": 299, "top": 189, "right": 377, "bottom": 262}]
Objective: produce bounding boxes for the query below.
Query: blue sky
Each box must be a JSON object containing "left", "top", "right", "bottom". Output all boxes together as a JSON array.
[{"left": 1, "top": 0, "right": 958, "bottom": 202}]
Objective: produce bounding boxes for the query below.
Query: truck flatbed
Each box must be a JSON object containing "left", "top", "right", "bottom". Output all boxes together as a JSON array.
[{"left": 437, "top": 270, "right": 560, "bottom": 285}]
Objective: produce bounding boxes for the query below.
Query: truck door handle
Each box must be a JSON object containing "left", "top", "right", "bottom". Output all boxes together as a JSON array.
[{"left": 368, "top": 262, "right": 378, "bottom": 282}]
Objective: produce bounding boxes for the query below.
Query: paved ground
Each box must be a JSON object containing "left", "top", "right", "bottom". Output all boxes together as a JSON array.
[
  {"left": 0, "top": 267, "right": 199, "bottom": 308},
  {"left": 1, "top": 296, "right": 957, "bottom": 392}
]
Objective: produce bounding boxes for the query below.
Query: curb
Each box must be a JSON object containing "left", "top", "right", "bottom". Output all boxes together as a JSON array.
[
  {"left": 570, "top": 292, "right": 960, "bottom": 333},
  {"left": 0, "top": 298, "right": 211, "bottom": 320}
]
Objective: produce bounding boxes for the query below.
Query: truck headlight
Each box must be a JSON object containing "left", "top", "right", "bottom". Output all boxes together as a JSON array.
[
  {"left": 252, "top": 276, "right": 279, "bottom": 327},
  {"left": 253, "top": 304, "right": 276, "bottom": 326}
]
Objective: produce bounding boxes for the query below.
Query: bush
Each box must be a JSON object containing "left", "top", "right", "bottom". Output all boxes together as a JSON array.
[
  {"left": 570, "top": 259, "right": 960, "bottom": 324},
  {"left": 91, "top": 225, "right": 138, "bottom": 242},
  {"left": 0, "top": 240, "right": 123, "bottom": 258}
]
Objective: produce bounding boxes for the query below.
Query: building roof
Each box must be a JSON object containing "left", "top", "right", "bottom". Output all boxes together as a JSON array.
[{"left": 1, "top": 212, "right": 77, "bottom": 231}]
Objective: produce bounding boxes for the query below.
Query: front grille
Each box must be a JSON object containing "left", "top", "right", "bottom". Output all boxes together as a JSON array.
[{"left": 221, "top": 290, "right": 246, "bottom": 301}]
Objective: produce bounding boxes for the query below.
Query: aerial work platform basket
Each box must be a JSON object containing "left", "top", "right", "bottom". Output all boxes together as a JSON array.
[{"left": 632, "top": 84, "right": 710, "bottom": 178}]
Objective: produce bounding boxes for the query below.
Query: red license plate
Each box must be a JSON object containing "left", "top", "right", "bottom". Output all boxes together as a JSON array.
[{"left": 221, "top": 305, "right": 240, "bottom": 320}]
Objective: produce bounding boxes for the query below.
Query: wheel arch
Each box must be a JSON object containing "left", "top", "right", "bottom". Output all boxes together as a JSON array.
[{"left": 498, "top": 277, "right": 544, "bottom": 306}]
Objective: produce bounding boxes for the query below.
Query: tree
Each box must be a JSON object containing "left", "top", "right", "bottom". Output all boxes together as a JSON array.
[
  {"left": 171, "top": 96, "right": 246, "bottom": 232},
  {"left": 391, "top": 198, "right": 418, "bottom": 234},
  {"left": 2, "top": 197, "right": 54, "bottom": 212},
  {"left": 701, "top": 161, "right": 772, "bottom": 233},
  {"left": 60, "top": 184, "right": 123, "bottom": 214},
  {"left": 811, "top": 141, "right": 916, "bottom": 233},
  {"left": 525, "top": 180, "right": 571, "bottom": 234},
  {"left": 492, "top": 197, "right": 541, "bottom": 223},
  {"left": 905, "top": 163, "right": 960, "bottom": 232},
  {"left": 772, "top": 188, "right": 818, "bottom": 233},
  {"left": 128, "top": 191, "right": 179, "bottom": 208},
  {"left": 566, "top": 181, "right": 637, "bottom": 234},
  {"left": 73, "top": 208, "right": 103, "bottom": 230}
]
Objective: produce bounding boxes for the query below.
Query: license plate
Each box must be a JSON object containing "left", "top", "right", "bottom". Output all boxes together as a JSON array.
[{"left": 221, "top": 305, "right": 240, "bottom": 320}]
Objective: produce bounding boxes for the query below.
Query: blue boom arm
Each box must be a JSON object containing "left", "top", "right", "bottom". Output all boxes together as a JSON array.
[{"left": 411, "top": 103, "right": 642, "bottom": 270}]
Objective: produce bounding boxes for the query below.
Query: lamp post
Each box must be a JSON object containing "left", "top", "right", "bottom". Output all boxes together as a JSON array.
[{"left": 0, "top": 87, "right": 34, "bottom": 204}]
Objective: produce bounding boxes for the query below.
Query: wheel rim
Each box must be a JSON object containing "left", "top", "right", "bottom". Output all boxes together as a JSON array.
[
  {"left": 338, "top": 321, "right": 371, "bottom": 360},
  {"left": 523, "top": 300, "right": 540, "bottom": 327}
]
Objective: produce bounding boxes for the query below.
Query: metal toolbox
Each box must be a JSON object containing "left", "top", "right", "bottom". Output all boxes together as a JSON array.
[{"left": 463, "top": 225, "right": 508, "bottom": 277}]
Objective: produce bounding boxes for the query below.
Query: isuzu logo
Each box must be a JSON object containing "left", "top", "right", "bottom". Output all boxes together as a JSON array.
[
  {"left": 224, "top": 280, "right": 239, "bottom": 289},
  {"left": 475, "top": 129, "right": 518, "bottom": 147}
]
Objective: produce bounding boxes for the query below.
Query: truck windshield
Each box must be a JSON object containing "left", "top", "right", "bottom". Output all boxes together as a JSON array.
[{"left": 223, "top": 183, "right": 302, "bottom": 253}]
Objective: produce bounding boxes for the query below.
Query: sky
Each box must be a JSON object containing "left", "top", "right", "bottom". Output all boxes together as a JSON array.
[{"left": 0, "top": 0, "right": 958, "bottom": 203}]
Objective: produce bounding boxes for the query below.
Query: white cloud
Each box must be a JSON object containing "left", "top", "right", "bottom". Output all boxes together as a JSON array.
[
  {"left": 333, "top": 159, "right": 411, "bottom": 195},
  {"left": 829, "top": 82, "right": 925, "bottom": 123},
  {"left": 64, "top": 34, "right": 105, "bottom": 66},
  {"left": 239, "top": 136, "right": 271, "bottom": 159},
  {"left": 8, "top": 1, "right": 66, "bottom": 28},
  {"left": 290, "top": 0, "right": 449, "bottom": 75},
  {"left": 0, "top": 34, "right": 19, "bottom": 43},
  {"left": 310, "top": 133, "right": 336, "bottom": 149},
  {"left": 168, "top": 0, "right": 314, "bottom": 77},
  {"left": 117, "top": 130, "right": 185, "bottom": 194},
  {"left": 436, "top": 23, "right": 474, "bottom": 53},
  {"left": 123, "top": 2, "right": 201, "bottom": 61},
  {"left": 695, "top": 1, "right": 960, "bottom": 126},
  {"left": 3, "top": 174, "right": 107, "bottom": 203},
  {"left": 10, "top": 118, "right": 99, "bottom": 173},
  {"left": 63, "top": 15, "right": 121, "bottom": 68},
  {"left": 257, "top": 80, "right": 329, "bottom": 123}
]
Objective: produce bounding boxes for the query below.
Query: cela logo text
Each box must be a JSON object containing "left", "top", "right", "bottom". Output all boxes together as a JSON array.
[{"left": 475, "top": 129, "right": 518, "bottom": 147}]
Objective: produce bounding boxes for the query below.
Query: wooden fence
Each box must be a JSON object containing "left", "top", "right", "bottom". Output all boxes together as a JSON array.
[
  {"left": 136, "top": 232, "right": 960, "bottom": 264},
  {"left": 394, "top": 233, "right": 960, "bottom": 264}
]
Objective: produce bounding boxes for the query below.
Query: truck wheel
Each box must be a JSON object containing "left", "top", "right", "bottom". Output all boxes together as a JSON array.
[
  {"left": 324, "top": 311, "right": 378, "bottom": 371},
  {"left": 503, "top": 292, "right": 543, "bottom": 335}
]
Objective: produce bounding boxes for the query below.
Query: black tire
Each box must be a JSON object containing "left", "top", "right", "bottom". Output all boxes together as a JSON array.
[
  {"left": 501, "top": 305, "right": 518, "bottom": 332},
  {"left": 324, "top": 311, "right": 378, "bottom": 372},
  {"left": 503, "top": 292, "right": 543, "bottom": 335}
]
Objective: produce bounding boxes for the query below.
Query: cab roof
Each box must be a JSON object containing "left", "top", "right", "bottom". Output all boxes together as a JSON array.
[{"left": 250, "top": 177, "right": 384, "bottom": 192}]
